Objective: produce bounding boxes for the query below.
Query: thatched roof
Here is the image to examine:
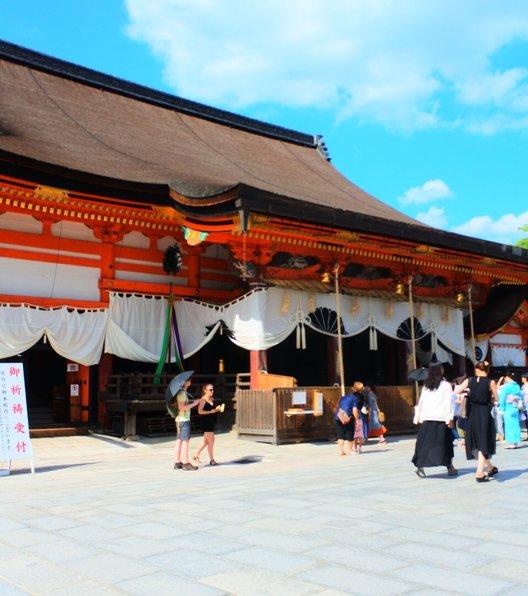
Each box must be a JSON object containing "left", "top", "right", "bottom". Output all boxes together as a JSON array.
[
  {"left": 1, "top": 41, "right": 527, "bottom": 268},
  {"left": 0, "top": 40, "right": 416, "bottom": 225}
]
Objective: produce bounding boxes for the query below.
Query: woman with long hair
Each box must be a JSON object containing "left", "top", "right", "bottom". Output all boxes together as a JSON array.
[
  {"left": 364, "top": 383, "right": 387, "bottom": 444},
  {"left": 456, "top": 361, "right": 498, "bottom": 482},
  {"left": 192, "top": 384, "right": 222, "bottom": 466},
  {"left": 412, "top": 360, "right": 457, "bottom": 479}
]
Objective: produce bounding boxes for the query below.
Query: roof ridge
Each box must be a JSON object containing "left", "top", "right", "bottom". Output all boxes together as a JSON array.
[{"left": 0, "top": 39, "right": 318, "bottom": 148}]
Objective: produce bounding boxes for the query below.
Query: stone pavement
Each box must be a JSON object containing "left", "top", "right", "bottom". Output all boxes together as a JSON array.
[{"left": 0, "top": 431, "right": 527, "bottom": 595}]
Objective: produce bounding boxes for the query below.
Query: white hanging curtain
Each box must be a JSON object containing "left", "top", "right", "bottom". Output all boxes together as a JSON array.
[
  {"left": 174, "top": 299, "right": 221, "bottom": 357},
  {"left": 490, "top": 344, "right": 526, "bottom": 367},
  {"left": 105, "top": 293, "right": 168, "bottom": 362},
  {"left": 0, "top": 287, "right": 467, "bottom": 364},
  {"left": 465, "top": 338, "right": 489, "bottom": 362},
  {"left": 0, "top": 304, "right": 107, "bottom": 365},
  {"left": 221, "top": 288, "right": 298, "bottom": 350},
  {"left": 89, "top": 289, "right": 468, "bottom": 361}
]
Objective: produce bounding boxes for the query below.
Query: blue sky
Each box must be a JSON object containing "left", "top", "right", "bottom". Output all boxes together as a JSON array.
[{"left": 2, "top": 0, "right": 528, "bottom": 245}]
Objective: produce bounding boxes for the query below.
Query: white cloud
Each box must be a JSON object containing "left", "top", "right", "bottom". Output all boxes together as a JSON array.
[
  {"left": 398, "top": 179, "right": 453, "bottom": 205},
  {"left": 124, "top": 0, "right": 528, "bottom": 133},
  {"left": 456, "top": 69, "right": 528, "bottom": 108},
  {"left": 451, "top": 211, "right": 528, "bottom": 245},
  {"left": 415, "top": 206, "right": 448, "bottom": 229},
  {"left": 412, "top": 207, "right": 528, "bottom": 245}
]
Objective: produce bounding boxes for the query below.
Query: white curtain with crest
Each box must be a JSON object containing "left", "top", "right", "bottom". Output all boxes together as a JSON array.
[{"left": 0, "top": 288, "right": 466, "bottom": 363}]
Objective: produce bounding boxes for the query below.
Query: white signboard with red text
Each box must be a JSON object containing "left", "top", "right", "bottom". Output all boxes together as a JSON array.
[{"left": 0, "top": 363, "right": 34, "bottom": 473}]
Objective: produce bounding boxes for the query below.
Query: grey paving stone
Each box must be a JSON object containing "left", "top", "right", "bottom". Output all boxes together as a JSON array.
[
  {"left": 167, "top": 531, "right": 247, "bottom": 555},
  {"left": 392, "top": 563, "right": 513, "bottom": 594},
  {"left": 0, "top": 527, "right": 59, "bottom": 548},
  {"left": 479, "top": 558, "right": 527, "bottom": 582},
  {"left": 100, "top": 535, "right": 176, "bottom": 557},
  {"left": 0, "top": 433, "right": 526, "bottom": 594},
  {"left": 469, "top": 540, "right": 528, "bottom": 562},
  {"left": 0, "top": 555, "right": 94, "bottom": 594},
  {"left": 0, "top": 517, "right": 26, "bottom": 532},
  {"left": 58, "top": 523, "right": 125, "bottom": 545},
  {"left": 0, "top": 579, "right": 30, "bottom": 595},
  {"left": 452, "top": 525, "right": 528, "bottom": 547},
  {"left": 238, "top": 528, "right": 326, "bottom": 553},
  {"left": 43, "top": 580, "right": 126, "bottom": 595},
  {"left": 202, "top": 567, "right": 325, "bottom": 595},
  {"left": 63, "top": 552, "right": 159, "bottom": 584},
  {"left": 121, "top": 519, "right": 192, "bottom": 540},
  {"left": 299, "top": 564, "right": 412, "bottom": 594},
  {"left": 147, "top": 549, "right": 239, "bottom": 580},
  {"left": 117, "top": 571, "right": 226, "bottom": 595},
  {"left": 26, "top": 538, "right": 100, "bottom": 563},
  {"left": 311, "top": 543, "right": 407, "bottom": 572},
  {"left": 225, "top": 545, "right": 316, "bottom": 574},
  {"left": 25, "top": 514, "right": 81, "bottom": 532},
  {"left": 397, "top": 540, "right": 494, "bottom": 571},
  {"left": 382, "top": 526, "right": 480, "bottom": 549}
]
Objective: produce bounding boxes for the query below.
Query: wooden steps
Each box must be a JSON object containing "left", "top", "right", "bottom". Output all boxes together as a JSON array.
[{"left": 30, "top": 427, "right": 89, "bottom": 438}]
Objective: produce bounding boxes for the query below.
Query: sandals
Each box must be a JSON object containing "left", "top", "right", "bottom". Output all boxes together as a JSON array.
[
  {"left": 192, "top": 455, "right": 201, "bottom": 464},
  {"left": 415, "top": 468, "right": 426, "bottom": 478},
  {"left": 476, "top": 475, "right": 489, "bottom": 483},
  {"left": 209, "top": 460, "right": 219, "bottom": 466},
  {"left": 489, "top": 466, "right": 499, "bottom": 477}
]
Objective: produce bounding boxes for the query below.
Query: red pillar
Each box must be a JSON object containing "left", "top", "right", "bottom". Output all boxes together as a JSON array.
[{"left": 250, "top": 350, "right": 259, "bottom": 389}]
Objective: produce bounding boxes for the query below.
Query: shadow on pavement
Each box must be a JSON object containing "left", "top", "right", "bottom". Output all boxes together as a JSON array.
[
  {"left": 219, "top": 455, "right": 263, "bottom": 465},
  {"left": 9, "top": 462, "right": 100, "bottom": 475}
]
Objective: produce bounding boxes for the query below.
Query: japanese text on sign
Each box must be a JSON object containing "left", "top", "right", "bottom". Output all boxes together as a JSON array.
[{"left": 0, "top": 363, "right": 32, "bottom": 460}]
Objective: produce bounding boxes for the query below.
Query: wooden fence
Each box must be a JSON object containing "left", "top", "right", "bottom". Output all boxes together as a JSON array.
[{"left": 236, "top": 385, "right": 416, "bottom": 445}]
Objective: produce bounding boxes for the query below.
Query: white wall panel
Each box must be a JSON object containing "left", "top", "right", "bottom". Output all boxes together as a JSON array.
[
  {"left": 0, "top": 258, "right": 100, "bottom": 301},
  {"left": 0, "top": 212, "right": 42, "bottom": 233},
  {"left": 51, "top": 221, "right": 97, "bottom": 242}
]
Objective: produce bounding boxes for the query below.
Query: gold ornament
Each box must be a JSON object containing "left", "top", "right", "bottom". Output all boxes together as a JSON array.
[
  {"left": 351, "top": 297, "right": 360, "bottom": 316},
  {"left": 307, "top": 293, "right": 316, "bottom": 314},
  {"left": 280, "top": 292, "right": 291, "bottom": 315}
]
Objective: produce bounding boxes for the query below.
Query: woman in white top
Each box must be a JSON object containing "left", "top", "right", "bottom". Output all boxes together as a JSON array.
[{"left": 412, "top": 360, "right": 457, "bottom": 479}]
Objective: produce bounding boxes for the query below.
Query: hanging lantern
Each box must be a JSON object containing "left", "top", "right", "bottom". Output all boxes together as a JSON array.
[{"left": 395, "top": 281, "right": 405, "bottom": 295}]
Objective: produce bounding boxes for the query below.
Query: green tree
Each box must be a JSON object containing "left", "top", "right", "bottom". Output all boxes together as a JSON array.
[{"left": 517, "top": 224, "right": 528, "bottom": 249}]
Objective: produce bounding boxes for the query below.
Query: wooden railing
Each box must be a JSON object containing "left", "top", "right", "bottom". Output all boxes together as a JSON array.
[
  {"left": 99, "top": 371, "right": 242, "bottom": 438},
  {"left": 99, "top": 371, "right": 416, "bottom": 441}
]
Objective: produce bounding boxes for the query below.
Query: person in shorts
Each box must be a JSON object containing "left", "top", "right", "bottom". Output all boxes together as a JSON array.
[{"left": 173, "top": 378, "right": 200, "bottom": 470}]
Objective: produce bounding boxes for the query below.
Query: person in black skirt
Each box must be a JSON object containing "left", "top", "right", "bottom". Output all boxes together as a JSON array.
[
  {"left": 412, "top": 361, "right": 457, "bottom": 478},
  {"left": 192, "top": 384, "right": 223, "bottom": 466},
  {"left": 455, "top": 361, "right": 498, "bottom": 482}
]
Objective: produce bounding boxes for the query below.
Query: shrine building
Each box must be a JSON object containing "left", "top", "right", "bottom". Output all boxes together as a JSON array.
[{"left": 1, "top": 41, "right": 527, "bottom": 435}]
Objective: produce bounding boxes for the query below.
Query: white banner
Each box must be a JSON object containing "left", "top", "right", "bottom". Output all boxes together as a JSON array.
[{"left": 0, "top": 363, "right": 33, "bottom": 469}]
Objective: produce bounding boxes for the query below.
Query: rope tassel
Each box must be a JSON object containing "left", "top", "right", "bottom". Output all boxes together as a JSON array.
[
  {"left": 369, "top": 326, "right": 378, "bottom": 351},
  {"left": 296, "top": 323, "right": 307, "bottom": 349}
]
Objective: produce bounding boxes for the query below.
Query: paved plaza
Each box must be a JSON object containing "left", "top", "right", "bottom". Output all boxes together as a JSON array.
[{"left": 0, "top": 430, "right": 527, "bottom": 595}]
